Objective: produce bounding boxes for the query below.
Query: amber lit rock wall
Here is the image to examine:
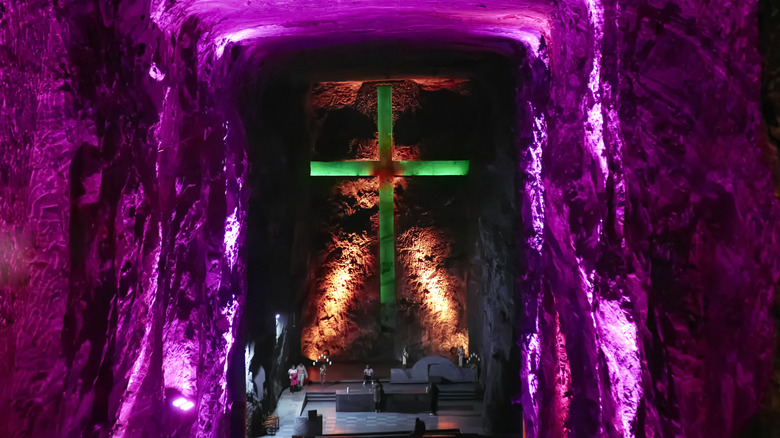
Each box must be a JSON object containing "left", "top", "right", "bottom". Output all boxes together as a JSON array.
[
  {"left": 393, "top": 81, "right": 476, "bottom": 360},
  {"left": 301, "top": 177, "right": 381, "bottom": 360}
]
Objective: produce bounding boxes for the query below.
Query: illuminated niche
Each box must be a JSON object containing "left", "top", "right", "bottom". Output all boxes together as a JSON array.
[{"left": 301, "top": 79, "right": 476, "bottom": 360}]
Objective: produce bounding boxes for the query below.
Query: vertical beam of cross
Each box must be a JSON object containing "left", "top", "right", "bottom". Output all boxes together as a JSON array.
[
  {"left": 311, "top": 84, "right": 469, "bottom": 331},
  {"left": 377, "top": 86, "right": 396, "bottom": 328}
]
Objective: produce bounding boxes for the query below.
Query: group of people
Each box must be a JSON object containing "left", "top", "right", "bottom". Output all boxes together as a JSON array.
[{"left": 288, "top": 363, "right": 308, "bottom": 392}]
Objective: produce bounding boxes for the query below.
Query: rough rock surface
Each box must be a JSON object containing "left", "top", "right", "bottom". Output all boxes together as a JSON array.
[
  {"left": 1, "top": 1, "right": 248, "bottom": 437},
  {"left": 616, "top": 2, "right": 776, "bottom": 436},
  {"left": 757, "top": 1, "right": 780, "bottom": 435},
  {"left": 0, "top": 0, "right": 777, "bottom": 437}
]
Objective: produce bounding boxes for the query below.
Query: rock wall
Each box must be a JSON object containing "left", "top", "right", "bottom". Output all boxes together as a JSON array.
[
  {"left": 618, "top": 1, "right": 777, "bottom": 436},
  {"left": 0, "top": 1, "right": 71, "bottom": 436},
  {"left": 517, "top": 0, "right": 780, "bottom": 436},
  {"left": 755, "top": 0, "right": 780, "bottom": 435},
  {"left": 1, "top": 1, "right": 247, "bottom": 437}
]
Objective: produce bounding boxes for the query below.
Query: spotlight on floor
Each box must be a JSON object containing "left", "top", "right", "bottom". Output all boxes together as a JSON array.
[{"left": 172, "top": 397, "right": 195, "bottom": 411}]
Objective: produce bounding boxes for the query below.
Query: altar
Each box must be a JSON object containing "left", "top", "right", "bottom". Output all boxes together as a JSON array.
[
  {"left": 391, "top": 356, "right": 476, "bottom": 384},
  {"left": 335, "top": 386, "right": 431, "bottom": 413}
]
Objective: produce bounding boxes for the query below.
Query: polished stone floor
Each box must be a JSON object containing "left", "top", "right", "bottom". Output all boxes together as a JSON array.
[
  {"left": 263, "top": 361, "right": 485, "bottom": 437},
  {"left": 269, "top": 389, "right": 484, "bottom": 437}
]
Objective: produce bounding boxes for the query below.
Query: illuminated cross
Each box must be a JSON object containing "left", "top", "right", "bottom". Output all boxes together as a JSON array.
[{"left": 310, "top": 85, "right": 469, "bottom": 329}]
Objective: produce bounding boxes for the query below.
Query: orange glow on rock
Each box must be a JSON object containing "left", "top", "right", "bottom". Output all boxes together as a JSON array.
[
  {"left": 301, "top": 179, "right": 379, "bottom": 360},
  {"left": 399, "top": 227, "right": 468, "bottom": 356}
]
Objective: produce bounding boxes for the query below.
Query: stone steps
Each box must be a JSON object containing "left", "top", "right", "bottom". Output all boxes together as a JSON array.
[
  {"left": 307, "top": 392, "right": 337, "bottom": 402},
  {"left": 304, "top": 388, "right": 482, "bottom": 404}
]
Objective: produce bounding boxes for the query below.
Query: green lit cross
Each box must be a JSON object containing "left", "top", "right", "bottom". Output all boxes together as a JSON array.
[{"left": 310, "top": 85, "right": 469, "bottom": 329}]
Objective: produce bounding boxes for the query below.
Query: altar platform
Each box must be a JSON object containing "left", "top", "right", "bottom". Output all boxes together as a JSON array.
[
  {"left": 335, "top": 385, "right": 429, "bottom": 412},
  {"left": 304, "top": 381, "right": 481, "bottom": 413},
  {"left": 270, "top": 362, "right": 484, "bottom": 437},
  {"left": 302, "top": 358, "right": 477, "bottom": 385},
  {"left": 297, "top": 361, "right": 480, "bottom": 414}
]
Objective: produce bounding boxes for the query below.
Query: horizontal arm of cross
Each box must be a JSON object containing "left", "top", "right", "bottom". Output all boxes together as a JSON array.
[
  {"left": 310, "top": 160, "right": 469, "bottom": 177},
  {"left": 397, "top": 161, "right": 469, "bottom": 176},
  {"left": 310, "top": 161, "right": 375, "bottom": 176}
]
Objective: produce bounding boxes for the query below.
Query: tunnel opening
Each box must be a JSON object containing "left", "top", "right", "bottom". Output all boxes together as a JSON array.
[
  {"left": 4, "top": 1, "right": 776, "bottom": 437},
  {"left": 236, "top": 39, "right": 525, "bottom": 432}
]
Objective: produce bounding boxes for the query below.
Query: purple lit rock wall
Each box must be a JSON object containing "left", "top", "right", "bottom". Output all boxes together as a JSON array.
[
  {"left": 0, "top": 1, "right": 71, "bottom": 436},
  {"left": 760, "top": 0, "right": 780, "bottom": 432},
  {"left": 517, "top": 0, "right": 780, "bottom": 436},
  {"left": 0, "top": 0, "right": 778, "bottom": 437},
  {"left": 618, "top": 2, "right": 774, "bottom": 436},
  {"left": 1, "top": 1, "right": 248, "bottom": 437}
]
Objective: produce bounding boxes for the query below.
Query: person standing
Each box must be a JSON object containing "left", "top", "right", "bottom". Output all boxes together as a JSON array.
[
  {"left": 427, "top": 383, "right": 438, "bottom": 416},
  {"left": 319, "top": 363, "right": 327, "bottom": 383},
  {"left": 296, "top": 363, "right": 307, "bottom": 390},
  {"left": 457, "top": 346, "right": 465, "bottom": 367},
  {"left": 373, "top": 380, "right": 383, "bottom": 412},
  {"left": 288, "top": 365, "right": 299, "bottom": 392},
  {"left": 410, "top": 417, "right": 426, "bottom": 437},
  {"left": 363, "top": 364, "right": 374, "bottom": 386},
  {"left": 402, "top": 347, "right": 409, "bottom": 368}
]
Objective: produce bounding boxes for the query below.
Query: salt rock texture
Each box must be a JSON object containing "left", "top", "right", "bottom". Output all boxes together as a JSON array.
[
  {"left": 757, "top": 1, "right": 780, "bottom": 435},
  {"left": 0, "top": 0, "right": 778, "bottom": 438},
  {"left": 300, "top": 82, "right": 383, "bottom": 361},
  {"left": 1, "top": 1, "right": 248, "bottom": 437},
  {"left": 301, "top": 177, "right": 381, "bottom": 361}
]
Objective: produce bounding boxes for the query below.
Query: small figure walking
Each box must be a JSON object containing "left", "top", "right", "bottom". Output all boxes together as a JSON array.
[
  {"left": 402, "top": 347, "right": 409, "bottom": 368},
  {"left": 363, "top": 364, "right": 374, "bottom": 386},
  {"left": 296, "top": 363, "right": 308, "bottom": 390},
  {"left": 457, "top": 346, "right": 465, "bottom": 367},
  {"left": 427, "top": 383, "right": 439, "bottom": 415}
]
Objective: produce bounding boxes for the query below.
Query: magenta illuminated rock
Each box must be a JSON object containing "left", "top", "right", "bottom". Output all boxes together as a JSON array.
[{"left": 0, "top": 0, "right": 777, "bottom": 437}]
